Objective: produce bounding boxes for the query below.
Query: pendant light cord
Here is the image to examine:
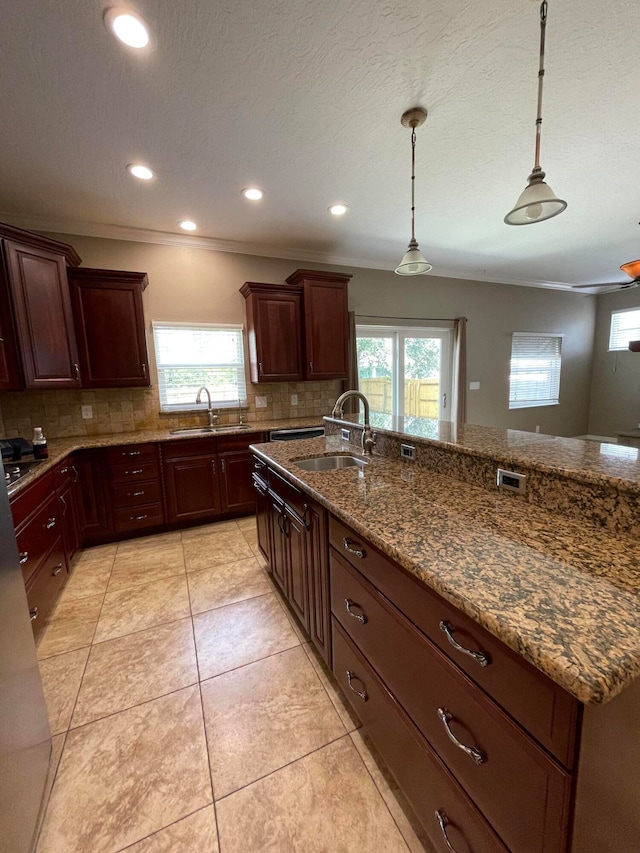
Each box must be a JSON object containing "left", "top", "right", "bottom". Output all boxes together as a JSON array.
[
  {"left": 534, "top": 0, "right": 548, "bottom": 171},
  {"left": 410, "top": 126, "right": 417, "bottom": 244}
]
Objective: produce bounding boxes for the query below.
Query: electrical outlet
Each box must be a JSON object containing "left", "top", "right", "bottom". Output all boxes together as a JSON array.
[
  {"left": 81, "top": 404, "right": 93, "bottom": 419},
  {"left": 400, "top": 443, "right": 416, "bottom": 461},
  {"left": 469, "top": 380, "right": 480, "bottom": 391},
  {"left": 341, "top": 428, "right": 351, "bottom": 442},
  {"left": 255, "top": 396, "right": 267, "bottom": 409},
  {"left": 291, "top": 394, "right": 298, "bottom": 406},
  {"left": 535, "top": 425, "right": 540, "bottom": 433},
  {"left": 497, "top": 468, "right": 527, "bottom": 495}
]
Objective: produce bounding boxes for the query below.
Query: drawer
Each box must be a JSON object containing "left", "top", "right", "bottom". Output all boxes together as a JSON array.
[
  {"left": 332, "top": 621, "right": 509, "bottom": 853},
  {"left": 330, "top": 550, "right": 572, "bottom": 853},
  {"left": 53, "top": 456, "right": 75, "bottom": 490},
  {"left": 114, "top": 503, "right": 164, "bottom": 534},
  {"left": 112, "top": 479, "right": 162, "bottom": 509},
  {"left": 329, "top": 515, "right": 579, "bottom": 768},
  {"left": 107, "top": 443, "right": 158, "bottom": 464},
  {"left": 252, "top": 456, "right": 268, "bottom": 488},
  {"left": 26, "top": 537, "right": 67, "bottom": 640},
  {"left": 218, "top": 431, "right": 264, "bottom": 452},
  {"left": 16, "top": 493, "right": 61, "bottom": 585},
  {"left": 10, "top": 470, "right": 55, "bottom": 529},
  {"left": 268, "top": 467, "right": 307, "bottom": 521},
  {"left": 111, "top": 460, "right": 160, "bottom": 484},
  {"left": 161, "top": 437, "right": 217, "bottom": 459}
]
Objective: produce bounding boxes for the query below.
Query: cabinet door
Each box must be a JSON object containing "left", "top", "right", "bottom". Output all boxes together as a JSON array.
[
  {"left": 253, "top": 475, "right": 271, "bottom": 563},
  {"left": 219, "top": 451, "right": 255, "bottom": 514},
  {"left": 0, "top": 268, "right": 21, "bottom": 389},
  {"left": 268, "top": 496, "right": 288, "bottom": 594},
  {"left": 164, "top": 454, "right": 221, "bottom": 523},
  {"left": 243, "top": 287, "right": 303, "bottom": 382},
  {"left": 305, "top": 499, "right": 330, "bottom": 664},
  {"left": 4, "top": 240, "right": 80, "bottom": 388},
  {"left": 302, "top": 278, "right": 349, "bottom": 380},
  {"left": 68, "top": 269, "right": 150, "bottom": 388},
  {"left": 74, "top": 451, "right": 113, "bottom": 543},
  {"left": 285, "top": 511, "right": 310, "bottom": 633},
  {"left": 59, "top": 481, "right": 81, "bottom": 564}
]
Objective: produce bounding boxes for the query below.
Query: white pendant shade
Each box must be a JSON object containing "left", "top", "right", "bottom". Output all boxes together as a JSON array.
[
  {"left": 395, "top": 244, "right": 432, "bottom": 275},
  {"left": 504, "top": 176, "right": 567, "bottom": 225}
]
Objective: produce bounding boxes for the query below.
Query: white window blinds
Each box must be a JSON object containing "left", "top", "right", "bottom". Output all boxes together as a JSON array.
[
  {"left": 152, "top": 323, "right": 246, "bottom": 412},
  {"left": 509, "top": 333, "right": 562, "bottom": 410},
  {"left": 609, "top": 308, "right": 640, "bottom": 351}
]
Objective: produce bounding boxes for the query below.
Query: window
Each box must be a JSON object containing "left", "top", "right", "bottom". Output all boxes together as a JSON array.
[
  {"left": 609, "top": 307, "right": 640, "bottom": 351},
  {"left": 356, "top": 325, "right": 452, "bottom": 419},
  {"left": 509, "top": 333, "right": 562, "bottom": 409},
  {"left": 152, "top": 322, "right": 246, "bottom": 412}
]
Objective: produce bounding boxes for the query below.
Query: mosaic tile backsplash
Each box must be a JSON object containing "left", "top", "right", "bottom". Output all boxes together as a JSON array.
[{"left": 0, "top": 380, "right": 342, "bottom": 439}]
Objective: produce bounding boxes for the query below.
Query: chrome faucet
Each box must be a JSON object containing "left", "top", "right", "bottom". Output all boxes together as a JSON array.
[
  {"left": 195, "top": 386, "right": 219, "bottom": 428},
  {"left": 332, "top": 390, "right": 376, "bottom": 455}
]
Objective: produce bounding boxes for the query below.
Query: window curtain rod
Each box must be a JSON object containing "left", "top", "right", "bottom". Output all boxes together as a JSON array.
[{"left": 357, "top": 315, "right": 467, "bottom": 323}]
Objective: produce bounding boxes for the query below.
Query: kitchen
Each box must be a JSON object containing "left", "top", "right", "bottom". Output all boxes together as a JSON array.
[{"left": 0, "top": 4, "right": 639, "bottom": 849}]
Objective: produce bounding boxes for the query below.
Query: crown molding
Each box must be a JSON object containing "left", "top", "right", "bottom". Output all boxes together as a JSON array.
[{"left": 0, "top": 211, "right": 587, "bottom": 293}]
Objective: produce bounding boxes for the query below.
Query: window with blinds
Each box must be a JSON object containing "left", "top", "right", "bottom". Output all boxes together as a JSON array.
[
  {"left": 609, "top": 307, "right": 640, "bottom": 351},
  {"left": 508, "top": 333, "right": 562, "bottom": 410},
  {"left": 152, "top": 322, "right": 246, "bottom": 412}
]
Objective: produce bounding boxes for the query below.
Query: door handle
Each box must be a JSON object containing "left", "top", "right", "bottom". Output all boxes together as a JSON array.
[
  {"left": 52, "top": 564, "right": 63, "bottom": 577},
  {"left": 45, "top": 517, "right": 57, "bottom": 529},
  {"left": 19, "top": 551, "right": 29, "bottom": 565}
]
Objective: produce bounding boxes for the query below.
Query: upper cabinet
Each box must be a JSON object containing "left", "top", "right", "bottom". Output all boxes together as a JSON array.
[
  {"left": 68, "top": 268, "right": 150, "bottom": 388},
  {"left": 0, "top": 224, "right": 82, "bottom": 390},
  {"left": 241, "top": 269, "right": 352, "bottom": 383}
]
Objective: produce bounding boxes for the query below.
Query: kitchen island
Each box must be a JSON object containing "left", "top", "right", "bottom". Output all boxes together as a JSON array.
[{"left": 251, "top": 420, "right": 640, "bottom": 852}]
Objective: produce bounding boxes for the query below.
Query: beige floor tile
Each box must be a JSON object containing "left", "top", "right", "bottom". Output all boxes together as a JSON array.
[
  {"left": 37, "top": 686, "right": 212, "bottom": 853},
  {"left": 193, "top": 594, "right": 300, "bottom": 681},
  {"left": 94, "top": 575, "right": 190, "bottom": 644},
  {"left": 181, "top": 520, "right": 240, "bottom": 540},
  {"left": 201, "top": 646, "right": 345, "bottom": 798},
  {"left": 63, "top": 559, "right": 112, "bottom": 603},
  {"left": 35, "top": 733, "right": 67, "bottom": 848},
  {"left": 37, "top": 594, "right": 104, "bottom": 660},
  {"left": 188, "top": 557, "right": 272, "bottom": 615},
  {"left": 235, "top": 515, "right": 257, "bottom": 532},
  {"left": 303, "top": 642, "right": 362, "bottom": 733},
  {"left": 216, "top": 737, "right": 409, "bottom": 853},
  {"left": 39, "top": 648, "right": 89, "bottom": 735},
  {"left": 116, "top": 531, "right": 183, "bottom": 555},
  {"left": 72, "top": 619, "right": 198, "bottom": 728},
  {"left": 124, "top": 806, "right": 218, "bottom": 852},
  {"left": 350, "top": 731, "right": 433, "bottom": 853},
  {"left": 241, "top": 528, "right": 258, "bottom": 550},
  {"left": 274, "top": 591, "right": 308, "bottom": 643},
  {"left": 183, "top": 528, "right": 253, "bottom": 572},
  {"left": 74, "top": 543, "right": 117, "bottom": 566},
  {"left": 108, "top": 539, "right": 185, "bottom": 592}
]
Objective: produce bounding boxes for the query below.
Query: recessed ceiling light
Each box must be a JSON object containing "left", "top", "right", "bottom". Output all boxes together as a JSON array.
[
  {"left": 179, "top": 220, "right": 197, "bottom": 231},
  {"left": 126, "top": 163, "right": 155, "bottom": 181},
  {"left": 242, "top": 187, "right": 264, "bottom": 201},
  {"left": 104, "top": 7, "right": 150, "bottom": 49},
  {"left": 329, "top": 203, "right": 349, "bottom": 216}
]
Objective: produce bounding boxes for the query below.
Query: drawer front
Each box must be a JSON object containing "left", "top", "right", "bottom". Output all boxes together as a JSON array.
[
  {"left": 268, "top": 467, "right": 307, "bottom": 520},
  {"left": 252, "top": 456, "right": 268, "bottom": 489},
  {"left": 111, "top": 460, "right": 160, "bottom": 484},
  {"left": 107, "top": 443, "right": 158, "bottom": 464},
  {"left": 218, "top": 431, "right": 264, "bottom": 453},
  {"left": 53, "top": 456, "right": 74, "bottom": 490},
  {"left": 26, "top": 537, "right": 67, "bottom": 639},
  {"left": 329, "top": 515, "right": 578, "bottom": 768},
  {"left": 16, "top": 493, "right": 61, "bottom": 585},
  {"left": 10, "top": 470, "right": 55, "bottom": 528},
  {"left": 112, "top": 479, "right": 162, "bottom": 509},
  {"left": 114, "top": 503, "right": 164, "bottom": 534},
  {"left": 330, "top": 550, "right": 571, "bottom": 853},
  {"left": 161, "top": 438, "right": 218, "bottom": 459},
  {"left": 332, "top": 621, "right": 509, "bottom": 853}
]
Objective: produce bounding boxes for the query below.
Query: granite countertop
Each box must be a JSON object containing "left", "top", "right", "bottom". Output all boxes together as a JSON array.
[
  {"left": 251, "top": 434, "right": 640, "bottom": 706},
  {"left": 328, "top": 413, "right": 640, "bottom": 492},
  {"left": 6, "top": 417, "right": 323, "bottom": 497}
]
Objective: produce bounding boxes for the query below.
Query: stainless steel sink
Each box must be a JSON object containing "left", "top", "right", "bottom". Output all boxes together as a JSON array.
[
  {"left": 169, "top": 425, "right": 250, "bottom": 436},
  {"left": 296, "top": 455, "right": 368, "bottom": 472}
]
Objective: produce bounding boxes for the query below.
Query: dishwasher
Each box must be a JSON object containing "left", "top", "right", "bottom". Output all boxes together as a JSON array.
[{"left": 269, "top": 426, "right": 325, "bottom": 441}]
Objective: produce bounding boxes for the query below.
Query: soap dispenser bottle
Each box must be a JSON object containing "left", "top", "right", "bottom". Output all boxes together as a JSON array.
[{"left": 32, "top": 427, "right": 48, "bottom": 460}]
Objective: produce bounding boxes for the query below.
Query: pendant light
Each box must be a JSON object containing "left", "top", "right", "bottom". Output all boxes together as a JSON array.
[
  {"left": 504, "top": 1, "right": 567, "bottom": 225},
  {"left": 395, "top": 107, "right": 432, "bottom": 275}
]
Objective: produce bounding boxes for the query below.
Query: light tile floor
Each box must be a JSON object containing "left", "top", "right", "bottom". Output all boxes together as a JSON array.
[{"left": 35, "top": 518, "right": 432, "bottom": 853}]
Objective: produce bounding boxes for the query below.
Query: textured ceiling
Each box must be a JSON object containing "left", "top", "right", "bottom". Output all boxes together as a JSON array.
[{"left": 1, "top": 0, "right": 639, "bottom": 288}]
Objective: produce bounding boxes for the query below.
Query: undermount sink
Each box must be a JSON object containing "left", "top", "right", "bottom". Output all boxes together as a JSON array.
[
  {"left": 296, "top": 455, "right": 368, "bottom": 472},
  {"left": 169, "top": 425, "right": 250, "bottom": 436}
]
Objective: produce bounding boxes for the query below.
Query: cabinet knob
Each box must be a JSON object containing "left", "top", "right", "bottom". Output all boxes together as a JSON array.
[
  {"left": 435, "top": 811, "right": 461, "bottom": 853},
  {"left": 439, "top": 621, "right": 490, "bottom": 667},
  {"left": 437, "top": 707, "right": 485, "bottom": 766},
  {"left": 141, "top": 363, "right": 147, "bottom": 378},
  {"left": 45, "top": 517, "right": 57, "bottom": 530},
  {"left": 73, "top": 363, "right": 81, "bottom": 381},
  {"left": 52, "top": 564, "right": 63, "bottom": 577},
  {"left": 29, "top": 607, "right": 38, "bottom": 622},
  {"left": 19, "top": 551, "right": 29, "bottom": 565},
  {"left": 346, "top": 670, "right": 368, "bottom": 702},
  {"left": 59, "top": 466, "right": 69, "bottom": 474}
]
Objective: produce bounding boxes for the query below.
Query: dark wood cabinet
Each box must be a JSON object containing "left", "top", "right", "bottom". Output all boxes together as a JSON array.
[
  {"left": 285, "top": 269, "right": 351, "bottom": 380},
  {"left": 268, "top": 493, "right": 290, "bottom": 594},
  {"left": 253, "top": 469, "right": 271, "bottom": 563},
  {"left": 68, "top": 267, "right": 150, "bottom": 388},
  {"left": 0, "top": 266, "right": 21, "bottom": 389},
  {"left": 74, "top": 450, "right": 113, "bottom": 544},
  {"left": 219, "top": 450, "right": 256, "bottom": 514},
  {"left": 163, "top": 438, "right": 221, "bottom": 524},
  {"left": 54, "top": 458, "right": 82, "bottom": 564},
  {"left": 2, "top": 236, "right": 81, "bottom": 389},
  {"left": 241, "top": 283, "right": 303, "bottom": 382},
  {"left": 241, "top": 269, "right": 352, "bottom": 383}
]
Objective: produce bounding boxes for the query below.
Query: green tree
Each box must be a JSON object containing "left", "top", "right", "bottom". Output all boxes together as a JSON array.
[
  {"left": 356, "top": 337, "right": 391, "bottom": 378},
  {"left": 404, "top": 337, "right": 440, "bottom": 379}
]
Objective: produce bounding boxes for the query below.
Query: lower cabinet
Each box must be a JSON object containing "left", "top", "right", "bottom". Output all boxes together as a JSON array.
[
  {"left": 74, "top": 449, "right": 113, "bottom": 544},
  {"left": 164, "top": 450, "right": 221, "bottom": 523},
  {"left": 219, "top": 450, "right": 255, "bottom": 514}
]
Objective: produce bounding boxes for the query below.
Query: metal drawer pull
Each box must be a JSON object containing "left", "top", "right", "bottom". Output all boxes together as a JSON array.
[
  {"left": 19, "top": 552, "right": 29, "bottom": 564},
  {"left": 131, "top": 514, "right": 148, "bottom": 521},
  {"left": 73, "top": 363, "right": 81, "bottom": 381},
  {"left": 52, "top": 564, "right": 63, "bottom": 576},
  {"left": 435, "top": 811, "right": 460, "bottom": 852},
  {"left": 30, "top": 607, "right": 38, "bottom": 622},
  {"left": 59, "top": 466, "right": 69, "bottom": 474},
  {"left": 128, "top": 468, "right": 143, "bottom": 475},
  {"left": 344, "top": 598, "right": 367, "bottom": 624},
  {"left": 71, "top": 465, "right": 78, "bottom": 483},
  {"left": 439, "top": 621, "right": 491, "bottom": 668},
  {"left": 132, "top": 490, "right": 145, "bottom": 497},
  {"left": 45, "top": 517, "right": 57, "bottom": 529},
  {"left": 60, "top": 495, "right": 67, "bottom": 514},
  {"left": 346, "top": 670, "right": 368, "bottom": 702},
  {"left": 343, "top": 538, "right": 364, "bottom": 558},
  {"left": 437, "top": 708, "right": 485, "bottom": 766},
  {"left": 124, "top": 450, "right": 141, "bottom": 456}
]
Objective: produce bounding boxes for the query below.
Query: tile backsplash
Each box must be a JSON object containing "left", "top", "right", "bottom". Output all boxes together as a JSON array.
[{"left": 0, "top": 380, "right": 342, "bottom": 439}]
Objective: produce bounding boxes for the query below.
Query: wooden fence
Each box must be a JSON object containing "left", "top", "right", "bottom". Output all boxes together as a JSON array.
[{"left": 359, "top": 378, "right": 440, "bottom": 417}]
